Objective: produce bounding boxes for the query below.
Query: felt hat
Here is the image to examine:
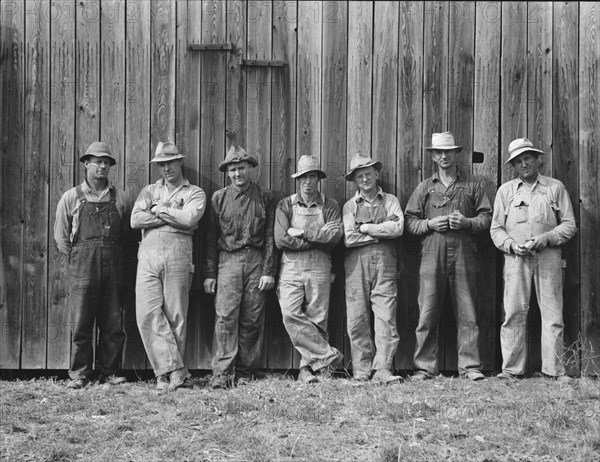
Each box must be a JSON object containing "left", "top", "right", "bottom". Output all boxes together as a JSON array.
[
  {"left": 80, "top": 141, "right": 116, "bottom": 166},
  {"left": 425, "top": 132, "right": 463, "bottom": 152},
  {"left": 506, "top": 138, "right": 545, "bottom": 164},
  {"left": 218, "top": 145, "right": 259, "bottom": 172},
  {"left": 150, "top": 142, "right": 185, "bottom": 163},
  {"left": 345, "top": 153, "right": 382, "bottom": 181},
  {"left": 291, "top": 155, "right": 326, "bottom": 179}
]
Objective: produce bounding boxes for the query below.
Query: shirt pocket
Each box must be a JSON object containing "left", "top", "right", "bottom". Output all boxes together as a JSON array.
[
  {"left": 533, "top": 196, "right": 559, "bottom": 225},
  {"left": 511, "top": 202, "right": 529, "bottom": 223}
]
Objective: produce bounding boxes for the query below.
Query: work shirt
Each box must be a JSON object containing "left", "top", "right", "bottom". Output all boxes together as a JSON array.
[
  {"left": 405, "top": 169, "right": 491, "bottom": 237},
  {"left": 54, "top": 180, "right": 128, "bottom": 255},
  {"left": 130, "top": 178, "right": 206, "bottom": 237},
  {"left": 342, "top": 187, "right": 404, "bottom": 248},
  {"left": 490, "top": 174, "right": 576, "bottom": 253},
  {"left": 204, "top": 182, "right": 276, "bottom": 279},
  {"left": 275, "top": 193, "right": 343, "bottom": 252}
]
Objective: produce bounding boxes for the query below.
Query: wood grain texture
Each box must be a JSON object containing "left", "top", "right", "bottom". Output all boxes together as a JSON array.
[
  {"left": 553, "top": 1, "right": 579, "bottom": 375},
  {"left": 473, "top": 1, "right": 501, "bottom": 372},
  {"left": 47, "top": 1, "right": 76, "bottom": 369},
  {"left": 579, "top": 1, "right": 600, "bottom": 376},
  {"left": 0, "top": 0, "right": 24, "bottom": 368},
  {"left": 396, "top": 0, "right": 424, "bottom": 370},
  {"left": 22, "top": 0, "right": 50, "bottom": 368}
]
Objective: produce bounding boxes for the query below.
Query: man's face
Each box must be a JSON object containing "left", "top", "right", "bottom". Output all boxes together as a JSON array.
[
  {"left": 158, "top": 159, "right": 183, "bottom": 184},
  {"left": 297, "top": 172, "right": 320, "bottom": 197},
  {"left": 353, "top": 166, "right": 379, "bottom": 195},
  {"left": 431, "top": 149, "right": 458, "bottom": 170},
  {"left": 84, "top": 156, "right": 111, "bottom": 181},
  {"left": 227, "top": 161, "right": 251, "bottom": 189},
  {"left": 511, "top": 152, "right": 541, "bottom": 182}
]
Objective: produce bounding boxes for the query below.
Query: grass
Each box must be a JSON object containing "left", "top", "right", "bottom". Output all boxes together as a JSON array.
[{"left": 0, "top": 372, "right": 599, "bottom": 461}]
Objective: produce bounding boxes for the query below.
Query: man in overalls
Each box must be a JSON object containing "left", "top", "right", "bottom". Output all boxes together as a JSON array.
[
  {"left": 131, "top": 142, "right": 206, "bottom": 392},
  {"left": 54, "top": 141, "right": 128, "bottom": 389},
  {"left": 343, "top": 153, "right": 405, "bottom": 383},
  {"left": 491, "top": 138, "right": 576, "bottom": 382},
  {"left": 274, "top": 155, "right": 344, "bottom": 383},
  {"left": 203, "top": 145, "right": 276, "bottom": 388},
  {"left": 405, "top": 132, "right": 492, "bottom": 381}
]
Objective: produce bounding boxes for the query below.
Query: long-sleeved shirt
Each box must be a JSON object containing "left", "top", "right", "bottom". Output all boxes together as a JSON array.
[
  {"left": 130, "top": 178, "right": 206, "bottom": 236},
  {"left": 342, "top": 187, "right": 404, "bottom": 248},
  {"left": 405, "top": 169, "right": 492, "bottom": 236},
  {"left": 54, "top": 180, "right": 129, "bottom": 255},
  {"left": 203, "top": 182, "right": 276, "bottom": 279},
  {"left": 274, "top": 193, "right": 343, "bottom": 252},
  {"left": 490, "top": 174, "right": 576, "bottom": 253}
]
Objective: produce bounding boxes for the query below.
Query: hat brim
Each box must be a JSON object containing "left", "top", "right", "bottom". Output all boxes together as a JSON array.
[
  {"left": 80, "top": 154, "right": 116, "bottom": 166},
  {"left": 218, "top": 157, "right": 258, "bottom": 172},
  {"left": 345, "top": 161, "right": 382, "bottom": 181},
  {"left": 151, "top": 154, "right": 185, "bottom": 163},
  {"left": 425, "top": 146, "right": 463, "bottom": 152},
  {"left": 506, "top": 148, "right": 545, "bottom": 164},
  {"left": 291, "top": 169, "right": 327, "bottom": 180}
]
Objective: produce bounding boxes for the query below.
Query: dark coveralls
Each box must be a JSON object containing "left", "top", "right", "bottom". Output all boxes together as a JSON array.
[
  {"left": 68, "top": 186, "right": 125, "bottom": 380},
  {"left": 405, "top": 171, "right": 492, "bottom": 376}
]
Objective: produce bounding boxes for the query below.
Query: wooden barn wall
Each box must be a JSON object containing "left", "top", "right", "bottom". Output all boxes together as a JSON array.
[{"left": 0, "top": 0, "right": 598, "bottom": 375}]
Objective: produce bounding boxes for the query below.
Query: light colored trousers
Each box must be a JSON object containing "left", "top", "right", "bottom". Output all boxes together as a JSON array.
[
  {"left": 135, "top": 230, "right": 194, "bottom": 378},
  {"left": 344, "top": 242, "right": 399, "bottom": 376},
  {"left": 501, "top": 247, "right": 566, "bottom": 376},
  {"left": 277, "top": 250, "right": 341, "bottom": 371}
]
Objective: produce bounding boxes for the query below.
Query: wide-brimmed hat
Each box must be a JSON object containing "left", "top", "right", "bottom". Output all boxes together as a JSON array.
[
  {"left": 425, "top": 132, "right": 463, "bottom": 152},
  {"left": 151, "top": 142, "right": 185, "bottom": 163},
  {"left": 506, "top": 138, "right": 545, "bottom": 164},
  {"left": 291, "top": 155, "right": 326, "bottom": 179},
  {"left": 80, "top": 141, "right": 116, "bottom": 166},
  {"left": 345, "top": 153, "right": 382, "bottom": 181},
  {"left": 218, "top": 145, "right": 259, "bottom": 172}
]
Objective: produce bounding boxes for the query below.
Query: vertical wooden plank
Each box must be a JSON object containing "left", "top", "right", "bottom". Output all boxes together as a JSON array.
[
  {"left": 266, "top": 0, "right": 299, "bottom": 370},
  {"left": 225, "top": 0, "right": 246, "bottom": 152},
  {"left": 396, "top": 1, "right": 424, "bottom": 370},
  {"left": 346, "top": 1, "right": 372, "bottom": 199},
  {"left": 321, "top": 0, "right": 348, "bottom": 371},
  {"left": 48, "top": 0, "right": 76, "bottom": 369},
  {"left": 553, "top": 1, "right": 579, "bottom": 376},
  {"left": 422, "top": 0, "right": 448, "bottom": 177},
  {"left": 271, "top": 0, "right": 297, "bottom": 201},
  {"left": 177, "top": 0, "right": 202, "bottom": 370},
  {"left": 101, "top": 0, "right": 125, "bottom": 186},
  {"left": 75, "top": 0, "right": 100, "bottom": 184},
  {"left": 200, "top": 0, "right": 226, "bottom": 195},
  {"left": 473, "top": 1, "right": 501, "bottom": 372},
  {"left": 246, "top": 0, "right": 272, "bottom": 190},
  {"left": 150, "top": 0, "right": 176, "bottom": 182},
  {"left": 500, "top": 1, "right": 527, "bottom": 183},
  {"left": 372, "top": 1, "right": 398, "bottom": 195},
  {"left": 0, "top": 0, "right": 24, "bottom": 368},
  {"left": 123, "top": 0, "right": 151, "bottom": 369},
  {"left": 527, "top": 2, "right": 553, "bottom": 175},
  {"left": 442, "top": 0, "right": 476, "bottom": 372},
  {"left": 579, "top": 2, "right": 600, "bottom": 376},
  {"left": 23, "top": 0, "right": 50, "bottom": 368}
]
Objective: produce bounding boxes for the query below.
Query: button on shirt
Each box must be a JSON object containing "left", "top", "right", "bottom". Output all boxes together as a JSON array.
[
  {"left": 490, "top": 174, "right": 576, "bottom": 253},
  {"left": 54, "top": 180, "right": 129, "bottom": 255},
  {"left": 130, "top": 178, "right": 206, "bottom": 236},
  {"left": 343, "top": 187, "right": 404, "bottom": 248},
  {"left": 275, "top": 193, "right": 343, "bottom": 252},
  {"left": 204, "top": 182, "right": 276, "bottom": 279}
]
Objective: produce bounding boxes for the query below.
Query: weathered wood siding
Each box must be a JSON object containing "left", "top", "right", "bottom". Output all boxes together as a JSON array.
[{"left": 0, "top": 1, "right": 598, "bottom": 375}]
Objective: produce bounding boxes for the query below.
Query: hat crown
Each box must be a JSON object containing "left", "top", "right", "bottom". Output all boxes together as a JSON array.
[
  {"left": 349, "top": 152, "right": 374, "bottom": 171},
  {"left": 218, "top": 145, "right": 258, "bottom": 171},
  {"left": 85, "top": 141, "right": 112, "bottom": 156},
  {"left": 297, "top": 155, "right": 320, "bottom": 173},
  {"left": 151, "top": 141, "right": 184, "bottom": 163},
  {"left": 508, "top": 138, "right": 534, "bottom": 154},
  {"left": 430, "top": 132, "right": 457, "bottom": 149}
]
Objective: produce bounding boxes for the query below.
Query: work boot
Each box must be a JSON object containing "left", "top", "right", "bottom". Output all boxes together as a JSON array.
[
  {"left": 156, "top": 374, "right": 170, "bottom": 391},
  {"left": 66, "top": 378, "right": 89, "bottom": 390},
  {"left": 410, "top": 371, "right": 431, "bottom": 382},
  {"left": 297, "top": 366, "right": 318, "bottom": 384},
  {"left": 99, "top": 374, "right": 127, "bottom": 385},
  {"left": 210, "top": 374, "right": 234, "bottom": 389},
  {"left": 464, "top": 370, "right": 485, "bottom": 381},
  {"left": 372, "top": 369, "right": 403, "bottom": 384}
]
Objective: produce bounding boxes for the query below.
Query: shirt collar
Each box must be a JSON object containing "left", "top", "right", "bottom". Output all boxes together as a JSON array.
[
  {"left": 432, "top": 168, "right": 465, "bottom": 184},
  {"left": 228, "top": 181, "right": 255, "bottom": 199},
  {"left": 354, "top": 186, "right": 385, "bottom": 203},
  {"left": 292, "top": 193, "right": 324, "bottom": 207},
  {"left": 515, "top": 173, "right": 547, "bottom": 189},
  {"left": 82, "top": 179, "right": 112, "bottom": 197}
]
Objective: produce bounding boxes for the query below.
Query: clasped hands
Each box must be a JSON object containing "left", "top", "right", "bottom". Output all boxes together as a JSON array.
[{"left": 427, "top": 211, "right": 470, "bottom": 232}]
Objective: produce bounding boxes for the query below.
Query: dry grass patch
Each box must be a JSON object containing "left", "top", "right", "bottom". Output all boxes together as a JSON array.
[{"left": 0, "top": 373, "right": 598, "bottom": 461}]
